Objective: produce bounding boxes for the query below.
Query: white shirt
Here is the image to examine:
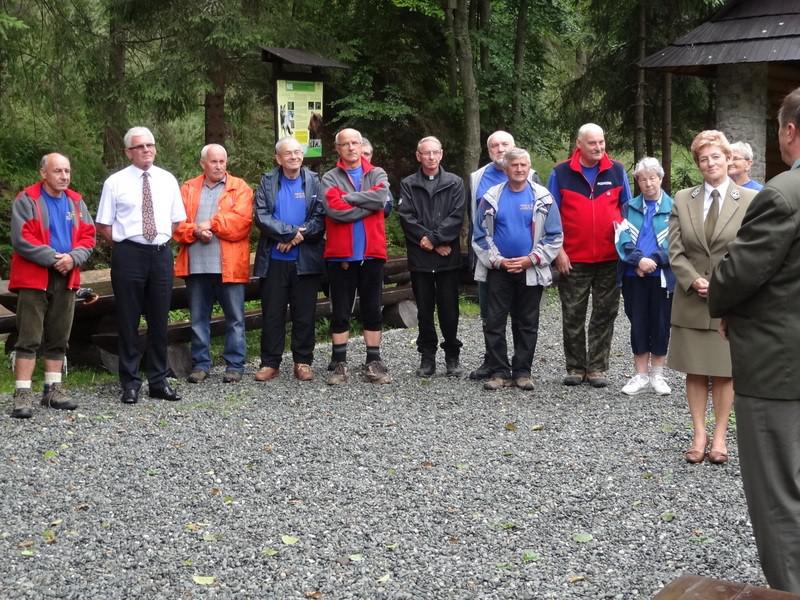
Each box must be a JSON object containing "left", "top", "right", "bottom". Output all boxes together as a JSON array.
[
  {"left": 96, "top": 164, "right": 186, "bottom": 244},
  {"left": 703, "top": 178, "right": 730, "bottom": 221}
]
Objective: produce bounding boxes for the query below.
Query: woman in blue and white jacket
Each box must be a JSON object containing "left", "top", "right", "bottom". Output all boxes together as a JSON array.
[{"left": 615, "top": 157, "right": 675, "bottom": 396}]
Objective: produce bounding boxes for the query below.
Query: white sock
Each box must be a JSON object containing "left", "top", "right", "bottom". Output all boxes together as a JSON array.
[
  {"left": 15, "top": 380, "right": 32, "bottom": 390},
  {"left": 44, "top": 372, "right": 62, "bottom": 385},
  {"left": 651, "top": 365, "right": 664, "bottom": 377}
]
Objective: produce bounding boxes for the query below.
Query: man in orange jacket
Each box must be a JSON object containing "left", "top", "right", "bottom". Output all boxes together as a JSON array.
[{"left": 173, "top": 144, "right": 254, "bottom": 383}]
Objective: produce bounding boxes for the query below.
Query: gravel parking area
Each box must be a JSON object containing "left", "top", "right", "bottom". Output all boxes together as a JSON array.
[{"left": 0, "top": 291, "right": 765, "bottom": 598}]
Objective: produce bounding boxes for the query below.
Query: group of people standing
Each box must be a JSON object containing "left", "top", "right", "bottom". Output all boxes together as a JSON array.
[{"left": 7, "top": 88, "right": 800, "bottom": 593}]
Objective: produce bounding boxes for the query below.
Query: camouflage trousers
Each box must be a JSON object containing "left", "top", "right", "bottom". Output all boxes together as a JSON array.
[{"left": 558, "top": 261, "right": 620, "bottom": 374}]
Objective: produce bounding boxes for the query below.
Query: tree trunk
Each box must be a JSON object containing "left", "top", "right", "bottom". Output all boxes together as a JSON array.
[
  {"left": 102, "top": 9, "right": 127, "bottom": 170},
  {"left": 633, "top": 1, "right": 646, "bottom": 164},
  {"left": 478, "top": 0, "right": 490, "bottom": 71},
  {"left": 661, "top": 72, "right": 672, "bottom": 194},
  {"left": 510, "top": 0, "right": 529, "bottom": 132},
  {"left": 452, "top": 0, "right": 481, "bottom": 177},
  {"left": 442, "top": 6, "right": 459, "bottom": 98},
  {"left": 204, "top": 60, "right": 227, "bottom": 145}
]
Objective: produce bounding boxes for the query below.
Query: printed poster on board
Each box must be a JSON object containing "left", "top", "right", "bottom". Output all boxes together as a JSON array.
[{"left": 276, "top": 79, "right": 324, "bottom": 158}]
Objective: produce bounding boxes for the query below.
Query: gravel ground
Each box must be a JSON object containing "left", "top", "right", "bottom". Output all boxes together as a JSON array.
[{"left": 0, "top": 291, "right": 765, "bottom": 599}]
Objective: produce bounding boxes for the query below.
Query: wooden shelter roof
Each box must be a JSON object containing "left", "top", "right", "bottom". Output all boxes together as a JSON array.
[
  {"left": 260, "top": 47, "right": 348, "bottom": 69},
  {"left": 642, "top": 0, "right": 800, "bottom": 75}
]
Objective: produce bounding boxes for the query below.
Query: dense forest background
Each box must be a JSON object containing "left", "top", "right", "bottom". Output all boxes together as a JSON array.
[{"left": 0, "top": 0, "right": 725, "bottom": 272}]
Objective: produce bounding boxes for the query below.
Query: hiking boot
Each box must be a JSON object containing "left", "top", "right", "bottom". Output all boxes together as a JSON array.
[
  {"left": 222, "top": 370, "right": 242, "bottom": 383},
  {"left": 416, "top": 355, "right": 435, "bottom": 378},
  {"left": 364, "top": 360, "right": 392, "bottom": 384},
  {"left": 445, "top": 356, "right": 464, "bottom": 378},
  {"left": 326, "top": 362, "right": 348, "bottom": 386},
  {"left": 562, "top": 370, "right": 585, "bottom": 386},
  {"left": 187, "top": 370, "right": 208, "bottom": 383},
  {"left": 41, "top": 383, "right": 77, "bottom": 411},
  {"left": 11, "top": 388, "right": 34, "bottom": 419},
  {"left": 483, "top": 376, "right": 512, "bottom": 391},
  {"left": 514, "top": 376, "right": 535, "bottom": 391},
  {"left": 586, "top": 371, "right": 609, "bottom": 388},
  {"left": 469, "top": 358, "right": 492, "bottom": 381}
]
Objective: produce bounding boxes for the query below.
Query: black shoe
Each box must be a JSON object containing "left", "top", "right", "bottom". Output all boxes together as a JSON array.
[
  {"left": 416, "top": 356, "right": 436, "bottom": 378},
  {"left": 445, "top": 357, "right": 465, "bottom": 377},
  {"left": 120, "top": 387, "right": 139, "bottom": 404},
  {"left": 469, "top": 360, "right": 492, "bottom": 381},
  {"left": 148, "top": 383, "right": 181, "bottom": 402}
]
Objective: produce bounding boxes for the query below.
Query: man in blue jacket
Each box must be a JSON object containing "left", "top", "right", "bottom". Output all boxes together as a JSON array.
[{"left": 253, "top": 137, "right": 325, "bottom": 382}]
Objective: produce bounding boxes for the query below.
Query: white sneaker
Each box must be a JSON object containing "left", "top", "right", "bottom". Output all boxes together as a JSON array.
[
  {"left": 650, "top": 373, "right": 671, "bottom": 395},
  {"left": 621, "top": 373, "right": 650, "bottom": 396}
]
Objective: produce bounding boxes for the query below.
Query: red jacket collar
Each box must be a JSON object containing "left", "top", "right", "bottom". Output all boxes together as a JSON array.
[
  {"left": 567, "top": 148, "right": 614, "bottom": 173},
  {"left": 24, "top": 181, "right": 82, "bottom": 201},
  {"left": 336, "top": 156, "right": 374, "bottom": 174}
]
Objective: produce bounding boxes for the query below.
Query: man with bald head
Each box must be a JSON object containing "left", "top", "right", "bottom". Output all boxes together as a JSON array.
[
  {"left": 321, "top": 127, "right": 393, "bottom": 385},
  {"left": 173, "top": 144, "right": 254, "bottom": 384},
  {"left": 547, "top": 123, "right": 631, "bottom": 387},
  {"left": 468, "top": 130, "right": 542, "bottom": 380},
  {"left": 8, "top": 153, "right": 96, "bottom": 418}
]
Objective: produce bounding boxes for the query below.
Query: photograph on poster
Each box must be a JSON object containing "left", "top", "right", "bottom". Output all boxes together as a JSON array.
[{"left": 276, "top": 79, "right": 324, "bottom": 157}]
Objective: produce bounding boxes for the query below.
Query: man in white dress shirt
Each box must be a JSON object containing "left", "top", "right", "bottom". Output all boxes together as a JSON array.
[{"left": 96, "top": 126, "right": 186, "bottom": 404}]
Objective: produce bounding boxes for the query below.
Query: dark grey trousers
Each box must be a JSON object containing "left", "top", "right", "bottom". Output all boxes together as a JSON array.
[{"left": 735, "top": 393, "right": 800, "bottom": 593}]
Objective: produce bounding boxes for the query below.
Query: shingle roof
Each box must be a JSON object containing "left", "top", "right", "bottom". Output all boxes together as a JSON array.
[
  {"left": 642, "top": 0, "right": 800, "bottom": 74},
  {"left": 260, "top": 47, "right": 348, "bottom": 69}
]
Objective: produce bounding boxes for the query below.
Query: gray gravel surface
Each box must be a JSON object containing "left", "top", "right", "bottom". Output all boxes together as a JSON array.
[{"left": 0, "top": 290, "right": 765, "bottom": 599}]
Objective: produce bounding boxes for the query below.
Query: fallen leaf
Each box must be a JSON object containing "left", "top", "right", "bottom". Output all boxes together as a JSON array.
[
  {"left": 223, "top": 495, "right": 234, "bottom": 505},
  {"left": 74, "top": 503, "right": 89, "bottom": 512},
  {"left": 348, "top": 553, "right": 364, "bottom": 562},
  {"left": 455, "top": 463, "right": 468, "bottom": 471},
  {"left": 572, "top": 532, "right": 593, "bottom": 543},
  {"left": 43, "top": 449, "right": 58, "bottom": 461},
  {"left": 522, "top": 550, "right": 540, "bottom": 563},
  {"left": 262, "top": 547, "right": 279, "bottom": 556},
  {"left": 660, "top": 511, "right": 675, "bottom": 522},
  {"left": 185, "top": 522, "right": 208, "bottom": 532},
  {"left": 202, "top": 533, "right": 219, "bottom": 542},
  {"left": 18, "top": 539, "right": 35, "bottom": 549},
  {"left": 448, "top": 536, "right": 459, "bottom": 544},
  {"left": 183, "top": 559, "right": 193, "bottom": 566},
  {"left": 210, "top": 487, "right": 222, "bottom": 496},
  {"left": 504, "top": 422, "right": 517, "bottom": 432},
  {"left": 385, "top": 543, "right": 398, "bottom": 551},
  {"left": 531, "top": 423, "right": 545, "bottom": 431},
  {"left": 502, "top": 451, "right": 514, "bottom": 457},
  {"left": 263, "top": 444, "right": 273, "bottom": 453},
  {"left": 376, "top": 573, "right": 391, "bottom": 584},
  {"left": 281, "top": 535, "right": 299, "bottom": 545},
  {"left": 568, "top": 575, "right": 586, "bottom": 584},
  {"left": 496, "top": 562, "right": 513, "bottom": 570},
  {"left": 288, "top": 498, "right": 302, "bottom": 506},
  {"left": 387, "top": 468, "right": 397, "bottom": 476},
  {"left": 421, "top": 461, "right": 434, "bottom": 469},
  {"left": 50, "top": 519, "right": 63, "bottom": 527},
  {"left": 500, "top": 521, "right": 517, "bottom": 530},
  {"left": 192, "top": 575, "right": 216, "bottom": 586},
  {"left": 305, "top": 592, "right": 322, "bottom": 599},
  {"left": 42, "top": 529, "right": 56, "bottom": 544},
  {"left": 20, "top": 549, "right": 35, "bottom": 557}
]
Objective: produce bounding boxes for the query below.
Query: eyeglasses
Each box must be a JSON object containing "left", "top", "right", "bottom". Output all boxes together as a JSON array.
[
  {"left": 128, "top": 143, "right": 156, "bottom": 151},
  {"left": 417, "top": 150, "right": 442, "bottom": 157}
]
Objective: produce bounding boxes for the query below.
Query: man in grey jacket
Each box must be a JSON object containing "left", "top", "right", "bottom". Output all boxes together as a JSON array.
[
  {"left": 709, "top": 87, "right": 800, "bottom": 593},
  {"left": 472, "top": 148, "right": 562, "bottom": 392}
]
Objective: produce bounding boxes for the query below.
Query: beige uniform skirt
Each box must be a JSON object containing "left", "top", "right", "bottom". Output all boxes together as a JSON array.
[{"left": 667, "top": 325, "right": 731, "bottom": 377}]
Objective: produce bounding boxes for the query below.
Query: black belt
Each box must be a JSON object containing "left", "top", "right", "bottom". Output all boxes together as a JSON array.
[{"left": 119, "top": 239, "right": 171, "bottom": 252}]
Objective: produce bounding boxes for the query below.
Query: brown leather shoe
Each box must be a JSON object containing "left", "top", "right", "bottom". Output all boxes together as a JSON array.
[
  {"left": 254, "top": 366, "right": 279, "bottom": 381},
  {"left": 707, "top": 449, "right": 729, "bottom": 465},
  {"left": 293, "top": 363, "right": 314, "bottom": 381}
]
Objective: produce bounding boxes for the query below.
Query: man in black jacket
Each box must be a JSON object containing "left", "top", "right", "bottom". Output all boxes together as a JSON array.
[{"left": 398, "top": 136, "right": 466, "bottom": 377}]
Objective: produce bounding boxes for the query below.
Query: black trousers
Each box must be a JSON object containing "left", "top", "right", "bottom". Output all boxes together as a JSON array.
[
  {"left": 410, "top": 269, "right": 462, "bottom": 357},
  {"left": 111, "top": 240, "right": 173, "bottom": 389},
  {"left": 327, "top": 259, "right": 384, "bottom": 333},
  {"left": 260, "top": 260, "right": 321, "bottom": 367},
  {"left": 485, "top": 269, "right": 543, "bottom": 379}
]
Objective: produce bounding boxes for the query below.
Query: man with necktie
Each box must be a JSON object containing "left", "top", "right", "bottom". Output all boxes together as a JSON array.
[{"left": 96, "top": 126, "right": 186, "bottom": 404}]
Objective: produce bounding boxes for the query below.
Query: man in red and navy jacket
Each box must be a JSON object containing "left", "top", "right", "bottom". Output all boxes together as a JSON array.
[
  {"left": 320, "top": 128, "right": 393, "bottom": 386},
  {"left": 547, "top": 123, "right": 631, "bottom": 388},
  {"left": 8, "top": 153, "right": 96, "bottom": 418}
]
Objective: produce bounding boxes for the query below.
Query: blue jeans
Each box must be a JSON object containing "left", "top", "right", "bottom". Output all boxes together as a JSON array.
[{"left": 186, "top": 274, "right": 246, "bottom": 373}]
